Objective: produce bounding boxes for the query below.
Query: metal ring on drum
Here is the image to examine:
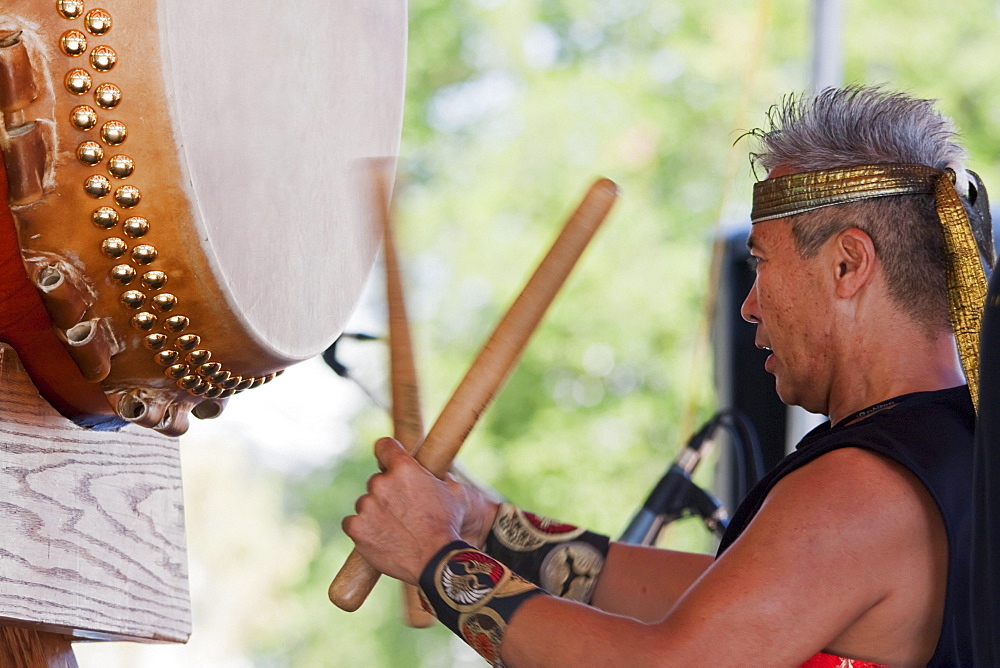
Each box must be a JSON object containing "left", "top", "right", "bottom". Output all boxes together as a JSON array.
[{"left": 0, "top": 1, "right": 407, "bottom": 434}]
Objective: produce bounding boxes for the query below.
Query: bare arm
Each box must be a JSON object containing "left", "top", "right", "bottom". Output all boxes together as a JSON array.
[
  {"left": 589, "top": 543, "right": 713, "bottom": 622},
  {"left": 451, "top": 462, "right": 714, "bottom": 622},
  {"left": 501, "top": 447, "right": 945, "bottom": 666},
  {"left": 345, "top": 441, "right": 944, "bottom": 666}
]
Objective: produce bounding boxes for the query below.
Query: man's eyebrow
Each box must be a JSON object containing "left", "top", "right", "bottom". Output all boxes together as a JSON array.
[{"left": 746, "top": 236, "right": 757, "bottom": 252}]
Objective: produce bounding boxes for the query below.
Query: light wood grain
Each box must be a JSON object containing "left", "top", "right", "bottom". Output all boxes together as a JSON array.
[{"left": 0, "top": 344, "right": 190, "bottom": 642}]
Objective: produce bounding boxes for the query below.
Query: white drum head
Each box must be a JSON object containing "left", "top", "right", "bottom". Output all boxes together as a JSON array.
[{"left": 159, "top": 1, "right": 406, "bottom": 362}]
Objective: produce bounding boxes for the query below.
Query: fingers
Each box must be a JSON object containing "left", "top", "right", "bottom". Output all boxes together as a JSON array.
[
  {"left": 352, "top": 438, "right": 417, "bottom": 527},
  {"left": 343, "top": 490, "right": 387, "bottom": 548}
]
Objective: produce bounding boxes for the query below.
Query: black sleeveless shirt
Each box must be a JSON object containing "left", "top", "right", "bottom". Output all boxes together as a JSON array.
[{"left": 717, "top": 386, "right": 975, "bottom": 667}]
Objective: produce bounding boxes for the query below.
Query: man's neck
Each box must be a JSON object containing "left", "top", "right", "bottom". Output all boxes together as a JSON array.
[{"left": 825, "top": 323, "right": 965, "bottom": 425}]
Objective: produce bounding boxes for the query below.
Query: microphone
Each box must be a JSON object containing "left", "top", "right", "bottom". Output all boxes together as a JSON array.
[{"left": 620, "top": 417, "right": 729, "bottom": 545}]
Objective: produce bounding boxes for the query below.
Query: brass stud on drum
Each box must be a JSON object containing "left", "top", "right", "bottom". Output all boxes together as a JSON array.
[
  {"left": 154, "top": 350, "right": 180, "bottom": 367},
  {"left": 151, "top": 293, "right": 177, "bottom": 312},
  {"left": 60, "top": 30, "right": 87, "bottom": 56},
  {"left": 65, "top": 68, "right": 92, "bottom": 95},
  {"left": 109, "top": 263, "right": 135, "bottom": 284},
  {"left": 101, "top": 120, "right": 127, "bottom": 145},
  {"left": 197, "top": 362, "right": 222, "bottom": 377},
  {"left": 209, "top": 370, "right": 230, "bottom": 384},
  {"left": 100, "top": 236, "right": 126, "bottom": 258},
  {"left": 114, "top": 184, "right": 141, "bottom": 208},
  {"left": 123, "top": 216, "right": 148, "bottom": 238},
  {"left": 131, "top": 312, "right": 157, "bottom": 331},
  {"left": 131, "top": 244, "right": 157, "bottom": 265},
  {"left": 164, "top": 315, "right": 189, "bottom": 332},
  {"left": 92, "top": 206, "right": 118, "bottom": 228},
  {"left": 143, "top": 333, "right": 168, "bottom": 350},
  {"left": 77, "top": 140, "right": 103, "bottom": 165},
  {"left": 57, "top": 0, "right": 86, "bottom": 20},
  {"left": 56, "top": 2, "right": 295, "bottom": 410},
  {"left": 89, "top": 45, "right": 116, "bottom": 71},
  {"left": 141, "top": 270, "right": 167, "bottom": 290},
  {"left": 94, "top": 82, "right": 122, "bottom": 109},
  {"left": 177, "top": 375, "right": 200, "bottom": 391},
  {"left": 70, "top": 105, "right": 98, "bottom": 130},
  {"left": 84, "top": 174, "right": 111, "bottom": 198},
  {"left": 175, "top": 334, "right": 200, "bottom": 351},
  {"left": 108, "top": 154, "right": 134, "bottom": 179},
  {"left": 165, "top": 364, "right": 190, "bottom": 380},
  {"left": 120, "top": 289, "right": 145, "bottom": 309},
  {"left": 84, "top": 8, "right": 112, "bottom": 36},
  {"left": 187, "top": 349, "right": 211, "bottom": 365}
]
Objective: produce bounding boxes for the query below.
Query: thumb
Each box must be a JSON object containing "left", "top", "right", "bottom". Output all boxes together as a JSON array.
[{"left": 373, "top": 436, "right": 407, "bottom": 471}]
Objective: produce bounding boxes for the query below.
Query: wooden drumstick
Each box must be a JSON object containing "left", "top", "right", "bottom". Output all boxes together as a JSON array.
[
  {"left": 375, "top": 167, "right": 424, "bottom": 456},
  {"left": 377, "top": 168, "right": 437, "bottom": 628},
  {"left": 329, "top": 177, "right": 619, "bottom": 612},
  {"left": 327, "top": 164, "right": 436, "bottom": 626}
]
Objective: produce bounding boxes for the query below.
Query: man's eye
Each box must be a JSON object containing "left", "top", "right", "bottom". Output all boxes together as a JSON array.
[{"left": 746, "top": 255, "right": 761, "bottom": 272}]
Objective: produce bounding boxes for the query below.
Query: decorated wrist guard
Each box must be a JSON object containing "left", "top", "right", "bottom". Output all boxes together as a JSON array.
[
  {"left": 484, "top": 503, "right": 610, "bottom": 604},
  {"left": 418, "top": 540, "right": 546, "bottom": 667}
]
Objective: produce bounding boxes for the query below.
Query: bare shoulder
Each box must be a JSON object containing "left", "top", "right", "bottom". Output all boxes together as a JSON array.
[
  {"left": 768, "top": 446, "right": 942, "bottom": 534},
  {"left": 747, "top": 446, "right": 947, "bottom": 661},
  {"left": 750, "top": 446, "right": 946, "bottom": 571},
  {"left": 645, "top": 445, "right": 947, "bottom": 664}
]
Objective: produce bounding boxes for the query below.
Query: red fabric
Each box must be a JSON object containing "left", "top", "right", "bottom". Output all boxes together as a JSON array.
[{"left": 801, "top": 651, "right": 887, "bottom": 668}]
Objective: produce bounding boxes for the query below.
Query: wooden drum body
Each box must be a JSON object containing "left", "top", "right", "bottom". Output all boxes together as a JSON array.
[{"left": 0, "top": 0, "right": 406, "bottom": 434}]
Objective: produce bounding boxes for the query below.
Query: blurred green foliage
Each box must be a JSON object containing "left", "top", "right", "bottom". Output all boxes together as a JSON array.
[{"left": 225, "top": 1, "right": 1000, "bottom": 666}]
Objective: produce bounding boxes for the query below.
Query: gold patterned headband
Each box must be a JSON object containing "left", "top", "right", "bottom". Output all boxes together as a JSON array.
[
  {"left": 750, "top": 163, "right": 988, "bottom": 409},
  {"left": 751, "top": 164, "right": 941, "bottom": 223}
]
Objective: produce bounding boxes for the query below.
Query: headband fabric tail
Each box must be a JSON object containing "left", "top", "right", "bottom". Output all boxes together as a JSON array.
[{"left": 936, "top": 171, "right": 988, "bottom": 409}]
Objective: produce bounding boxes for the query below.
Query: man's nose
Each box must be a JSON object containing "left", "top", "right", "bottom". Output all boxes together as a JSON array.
[{"left": 740, "top": 280, "right": 760, "bottom": 324}]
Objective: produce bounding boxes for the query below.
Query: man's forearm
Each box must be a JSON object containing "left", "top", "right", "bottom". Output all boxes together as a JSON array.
[
  {"left": 590, "top": 543, "right": 713, "bottom": 622},
  {"left": 477, "top": 503, "right": 713, "bottom": 621}
]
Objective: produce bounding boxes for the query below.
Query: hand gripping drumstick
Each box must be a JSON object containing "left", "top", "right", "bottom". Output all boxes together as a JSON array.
[{"left": 329, "top": 177, "right": 619, "bottom": 612}]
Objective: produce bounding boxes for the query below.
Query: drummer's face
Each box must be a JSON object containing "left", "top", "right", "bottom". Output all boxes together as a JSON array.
[{"left": 741, "top": 218, "right": 834, "bottom": 413}]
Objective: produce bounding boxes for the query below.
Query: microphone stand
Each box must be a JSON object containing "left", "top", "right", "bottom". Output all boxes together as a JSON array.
[{"left": 620, "top": 416, "right": 730, "bottom": 545}]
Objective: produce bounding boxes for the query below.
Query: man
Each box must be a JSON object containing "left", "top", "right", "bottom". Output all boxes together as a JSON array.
[{"left": 344, "top": 86, "right": 989, "bottom": 666}]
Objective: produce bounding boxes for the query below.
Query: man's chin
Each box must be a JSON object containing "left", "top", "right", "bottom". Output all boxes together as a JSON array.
[
  {"left": 772, "top": 377, "right": 797, "bottom": 408},
  {"left": 774, "top": 382, "right": 827, "bottom": 416}
]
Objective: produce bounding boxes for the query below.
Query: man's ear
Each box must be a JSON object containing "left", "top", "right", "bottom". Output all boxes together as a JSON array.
[{"left": 831, "top": 228, "right": 877, "bottom": 298}]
